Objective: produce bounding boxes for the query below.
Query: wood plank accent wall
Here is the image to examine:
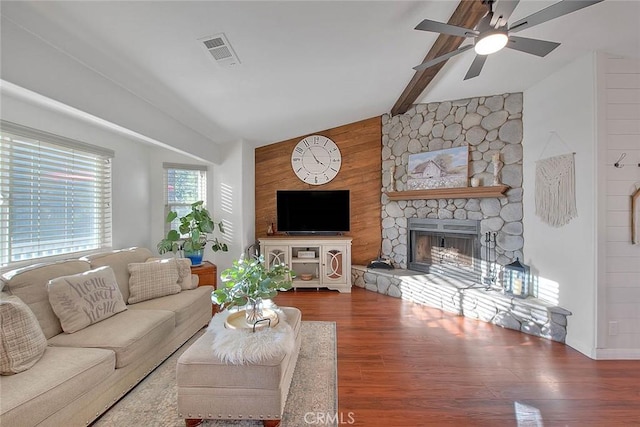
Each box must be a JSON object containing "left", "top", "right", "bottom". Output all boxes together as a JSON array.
[
  {"left": 255, "top": 117, "right": 382, "bottom": 266},
  {"left": 601, "top": 56, "right": 640, "bottom": 350}
]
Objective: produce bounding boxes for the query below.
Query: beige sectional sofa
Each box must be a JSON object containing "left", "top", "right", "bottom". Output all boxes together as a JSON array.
[{"left": 0, "top": 247, "right": 213, "bottom": 427}]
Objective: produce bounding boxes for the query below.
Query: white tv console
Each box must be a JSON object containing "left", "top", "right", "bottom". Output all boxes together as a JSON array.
[{"left": 259, "top": 236, "right": 352, "bottom": 293}]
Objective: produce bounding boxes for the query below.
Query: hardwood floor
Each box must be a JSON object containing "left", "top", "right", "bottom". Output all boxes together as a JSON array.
[{"left": 273, "top": 287, "right": 640, "bottom": 426}]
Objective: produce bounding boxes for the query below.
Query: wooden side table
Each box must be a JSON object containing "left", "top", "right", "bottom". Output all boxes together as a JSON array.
[{"left": 191, "top": 261, "right": 217, "bottom": 314}]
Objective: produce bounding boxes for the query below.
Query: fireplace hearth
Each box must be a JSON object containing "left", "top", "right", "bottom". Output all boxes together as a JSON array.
[{"left": 408, "top": 218, "right": 481, "bottom": 281}]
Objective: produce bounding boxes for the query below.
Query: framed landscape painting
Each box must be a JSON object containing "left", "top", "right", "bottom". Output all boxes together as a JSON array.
[{"left": 407, "top": 146, "right": 469, "bottom": 190}]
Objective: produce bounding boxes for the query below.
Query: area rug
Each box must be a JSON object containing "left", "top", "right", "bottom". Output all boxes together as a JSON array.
[{"left": 92, "top": 321, "right": 337, "bottom": 427}]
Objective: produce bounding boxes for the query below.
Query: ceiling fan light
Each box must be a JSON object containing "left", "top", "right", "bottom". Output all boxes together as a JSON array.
[{"left": 474, "top": 31, "right": 508, "bottom": 55}]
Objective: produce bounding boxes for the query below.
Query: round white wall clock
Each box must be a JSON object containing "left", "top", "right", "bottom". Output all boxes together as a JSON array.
[{"left": 291, "top": 135, "right": 342, "bottom": 185}]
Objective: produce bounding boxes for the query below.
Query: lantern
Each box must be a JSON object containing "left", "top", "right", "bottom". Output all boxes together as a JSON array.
[{"left": 504, "top": 258, "right": 529, "bottom": 298}]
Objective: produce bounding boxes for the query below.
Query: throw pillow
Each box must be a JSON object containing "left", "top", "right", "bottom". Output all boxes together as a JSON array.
[
  {"left": 47, "top": 266, "right": 127, "bottom": 334},
  {"left": 145, "top": 257, "right": 195, "bottom": 290},
  {"left": 175, "top": 258, "right": 196, "bottom": 290},
  {"left": 128, "top": 260, "right": 180, "bottom": 304},
  {"left": 0, "top": 294, "right": 48, "bottom": 375}
]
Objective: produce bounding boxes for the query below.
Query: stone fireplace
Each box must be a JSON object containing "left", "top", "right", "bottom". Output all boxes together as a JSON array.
[
  {"left": 380, "top": 93, "right": 525, "bottom": 271},
  {"left": 408, "top": 218, "right": 480, "bottom": 281},
  {"left": 351, "top": 93, "right": 572, "bottom": 344}
]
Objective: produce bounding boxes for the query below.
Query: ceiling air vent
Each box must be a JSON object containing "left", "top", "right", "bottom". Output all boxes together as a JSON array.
[{"left": 199, "top": 33, "right": 240, "bottom": 68}]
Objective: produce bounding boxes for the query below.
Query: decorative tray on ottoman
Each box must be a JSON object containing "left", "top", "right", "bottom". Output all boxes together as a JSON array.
[{"left": 224, "top": 309, "right": 280, "bottom": 331}]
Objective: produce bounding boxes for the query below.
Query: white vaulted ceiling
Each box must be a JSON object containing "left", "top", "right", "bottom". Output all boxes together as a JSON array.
[{"left": 1, "top": 1, "right": 638, "bottom": 154}]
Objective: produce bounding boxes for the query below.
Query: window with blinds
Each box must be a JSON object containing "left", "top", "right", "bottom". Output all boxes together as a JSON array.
[
  {"left": 163, "top": 163, "right": 207, "bottom": 232},
  {"left": 0, "top": 121, "right": 113, "bottom": 268}
]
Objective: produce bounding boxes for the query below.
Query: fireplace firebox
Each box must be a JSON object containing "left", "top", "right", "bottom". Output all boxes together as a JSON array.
[{"left": 408, "top": 218, "right": 481, "bottom": 281}]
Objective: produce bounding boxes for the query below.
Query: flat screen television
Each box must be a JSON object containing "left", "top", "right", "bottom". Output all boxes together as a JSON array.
[{"left": 276, "top": 190, "right": 350, "bottom": 235}]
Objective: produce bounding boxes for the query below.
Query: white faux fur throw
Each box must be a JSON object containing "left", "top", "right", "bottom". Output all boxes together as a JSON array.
[
  {"left": 535, "top": 153, "right": 577, "bottom": 227},
  {"left": 207, "top": 309, "right": 294, "bottom": 365}
]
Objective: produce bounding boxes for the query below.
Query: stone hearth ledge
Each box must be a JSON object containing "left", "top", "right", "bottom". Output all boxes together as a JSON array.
[{"left": 351, "top": 265, "right": 571, "bottom": 343}]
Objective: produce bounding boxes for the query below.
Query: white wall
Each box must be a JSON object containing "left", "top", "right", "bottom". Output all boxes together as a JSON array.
[
  {"left": 242, "top": 142, "right": 257, "bottom": 254},
  {"left": 523, "top": 53, "right": 598, "bottom": 357},
  {"left": 0, "top": 91, "right": 203, "bottom": 255},
  {"left": 1, "top": 92, "right": 151, "bottom": 249},
  {"left": 0, "top": 15, "right": 221, "bottom": 164},
  {"left": 210, "top": 141, "right": 256, "bottom": 275},
  {"left": 1, "top": 12, "right": 250, "bottom": 275},
  {"left": 0, "top": 85, "right": 250, "bottom": 289},
  {"left": 0, "top": 87, "right": 248, "bottom": 280},
  {"left": 595, "top": 54, "right": 640, "bottom": 359}
]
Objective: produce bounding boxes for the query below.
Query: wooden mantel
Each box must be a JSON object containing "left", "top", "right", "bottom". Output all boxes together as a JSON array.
[{"left": 385, "top": 185, "right": 509, "bottom": 201}]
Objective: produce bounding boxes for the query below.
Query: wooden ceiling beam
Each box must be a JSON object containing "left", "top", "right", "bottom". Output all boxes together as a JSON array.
[{"left": 391, "top": 0, "right": 488, "bottom": 117}]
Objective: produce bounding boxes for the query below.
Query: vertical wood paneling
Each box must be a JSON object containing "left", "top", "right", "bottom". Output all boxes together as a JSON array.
[{"left": 255, "top": 117, "right": 382, "bottom": 266}]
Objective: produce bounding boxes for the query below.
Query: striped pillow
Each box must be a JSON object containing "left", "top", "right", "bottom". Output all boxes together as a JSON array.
[
  {"left": 127, "top": 260, "right": 180, "bottom": 304},
  {"left": 0, "top": 294, "right": 47, "bottom": 375}
]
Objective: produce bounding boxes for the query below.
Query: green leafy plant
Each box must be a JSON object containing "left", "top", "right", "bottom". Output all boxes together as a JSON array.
[
  {"left": 157, "top": 201, "right": 228, "bottom": 254},
  {"left": 212, "top": 254, "right": 294, "bottom": 310}
]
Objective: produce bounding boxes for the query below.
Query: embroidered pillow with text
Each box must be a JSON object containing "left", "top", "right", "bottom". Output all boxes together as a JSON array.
[{"left": 47, "top": 266, "right": 127, "bottom": 333}]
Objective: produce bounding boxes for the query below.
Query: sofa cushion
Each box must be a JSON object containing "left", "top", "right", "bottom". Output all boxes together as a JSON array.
[
  {"left": 128, "top": 286, "right": 212, "bottom": 327},
  {"left": 0, "top": 294, "right": 47, "bottom": 375},
  {"left": 128, "top": 260, "right": 181, "bottom": 304},
  {"left": 0, "top": 260, "right": 91, "bottom": 339},
  {"left": 47, "top": 266, "right": 127, "bottom": 333},
  {"left": 82, "top": 247, "right": 153, "bottom": 303},
  {"left": 0, "top": 346, "right": 114, "bottom": 427},
  {"left": 47, "top": 309, "right": 174, "bottom": 369}
]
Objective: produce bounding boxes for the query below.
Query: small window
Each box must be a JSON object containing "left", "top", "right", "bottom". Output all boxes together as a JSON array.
[
  {"left": 0, "top": 121, "right": 114, "bottom": 268},
  {"left": 163, "top": 163, "right": 207, "bottom": 232}
]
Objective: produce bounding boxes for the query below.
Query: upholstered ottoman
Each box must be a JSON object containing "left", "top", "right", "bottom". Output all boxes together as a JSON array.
[{"left": 177, "top": 307, "right": 302, "bottom": 427}]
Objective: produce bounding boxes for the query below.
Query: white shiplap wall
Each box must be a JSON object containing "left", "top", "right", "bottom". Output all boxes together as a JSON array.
[{"left": 602, "top": 56, "right": 640, "bottom": 354}]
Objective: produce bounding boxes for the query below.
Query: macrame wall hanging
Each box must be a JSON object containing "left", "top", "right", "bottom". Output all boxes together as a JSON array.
[{"left": 535, "top": 132, "right": 577, "bottom": 228}]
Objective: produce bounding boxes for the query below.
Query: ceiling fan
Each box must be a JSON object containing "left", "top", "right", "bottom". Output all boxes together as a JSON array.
[{"left": 413, "top": 0, "right": 604, "bottom": 80}]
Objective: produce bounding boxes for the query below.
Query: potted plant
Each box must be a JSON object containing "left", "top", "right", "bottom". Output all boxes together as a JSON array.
[
  {"left": 212, "top": 254, "right": 294, "bottom": 324},
  {"left": 157, "top": 201, "right": 228, "bottom": 265}
]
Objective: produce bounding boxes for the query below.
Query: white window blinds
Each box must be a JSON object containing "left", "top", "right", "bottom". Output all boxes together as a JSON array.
[
  {"left": 163, "top": 163, "right": 207, "bottom": 232},
  {"left": 0, "top": 121, "right": 114, "bottom": 267}
]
